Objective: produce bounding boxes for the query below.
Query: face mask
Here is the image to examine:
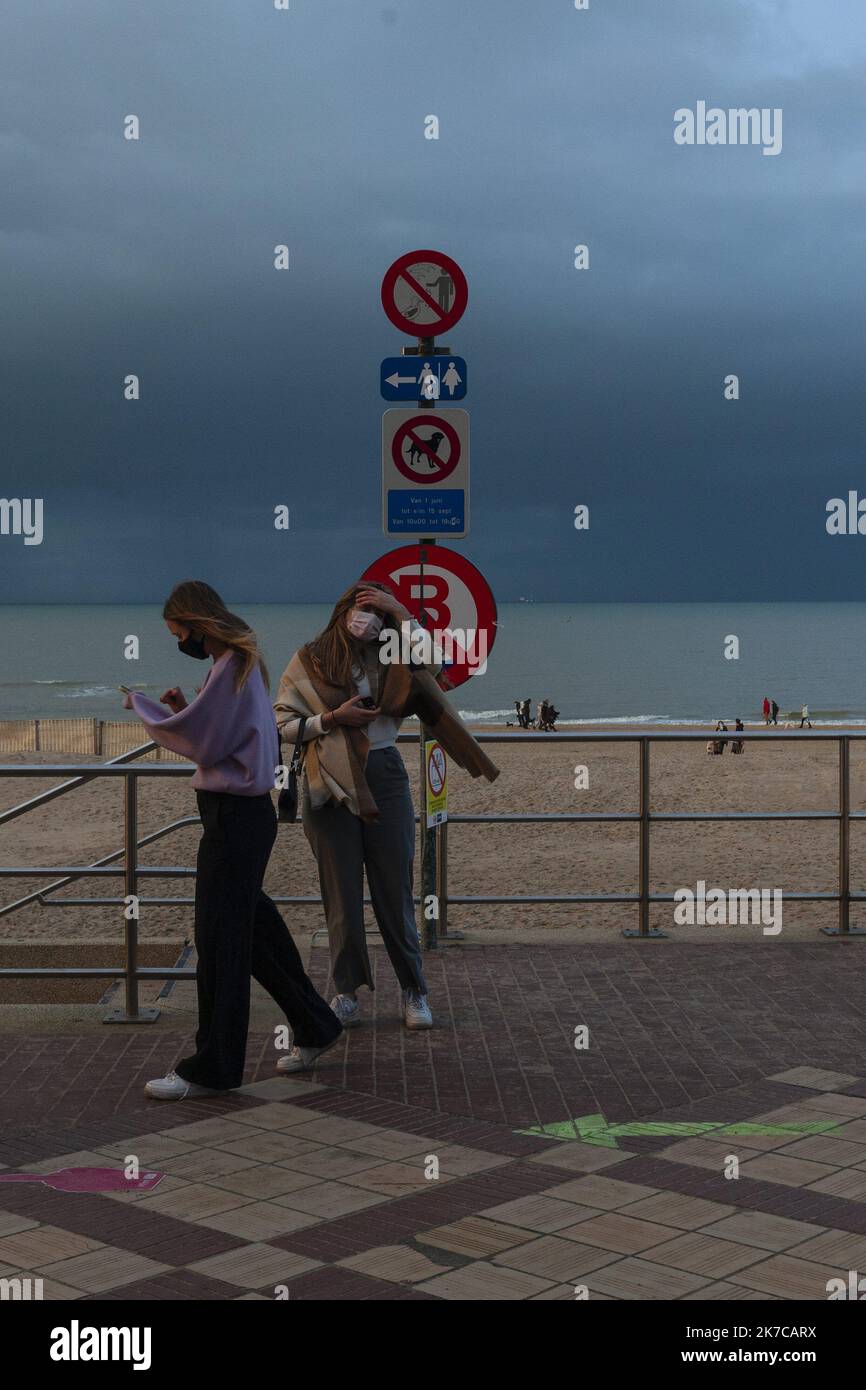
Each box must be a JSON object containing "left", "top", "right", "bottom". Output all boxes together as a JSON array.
[
  {"left": 347, "top": 610, "right": 383, "bottom": 642},
  {"left": 177, "top": 632, "right": 209, "bottom": 660}
]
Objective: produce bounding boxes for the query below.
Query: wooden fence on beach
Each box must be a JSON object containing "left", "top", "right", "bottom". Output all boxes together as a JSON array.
[{"left": 0, "top": 719, "right": 188, "bottom": 760}]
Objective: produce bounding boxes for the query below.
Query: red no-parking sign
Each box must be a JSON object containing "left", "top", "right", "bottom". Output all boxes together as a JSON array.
[
  {"left": 381, "top": 250, "right": 468, "bottom": 338},
  {"left": 361, "top": 543, "right": 495, "bottom": 688}
]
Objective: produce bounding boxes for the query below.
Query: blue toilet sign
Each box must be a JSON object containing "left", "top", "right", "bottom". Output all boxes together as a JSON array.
[{"left": 380, "top": 355, "right": 467, "bottom": 402}]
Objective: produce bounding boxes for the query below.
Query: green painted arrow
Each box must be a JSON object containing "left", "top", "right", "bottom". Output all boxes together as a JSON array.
[{"left": 516, "top": 1112, "right": 842, "bottom": 1148}]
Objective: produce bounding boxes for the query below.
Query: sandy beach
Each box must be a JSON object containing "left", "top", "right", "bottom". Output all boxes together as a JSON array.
[{"left": 2, "top": 722, "right": 866, "bottom": 948}]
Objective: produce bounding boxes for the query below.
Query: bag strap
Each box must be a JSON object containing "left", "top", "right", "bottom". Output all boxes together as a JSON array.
[{"left": 289, "top": 716, "right": 308, "bottom": 774}]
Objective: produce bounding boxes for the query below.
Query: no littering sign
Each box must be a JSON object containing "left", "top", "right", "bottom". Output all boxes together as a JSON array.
[{"left": 381, "top": 250, "right": 468, "bottom": 338}]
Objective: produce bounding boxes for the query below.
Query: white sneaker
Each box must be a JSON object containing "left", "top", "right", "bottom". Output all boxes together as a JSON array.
[
  {"left": 276, "top": 1034, "right": 342, "bottom": 1074},
  {"left": 144, "top": 1070, "right": 222, "bottom": 1101},
  {"left": 331, "top": 993, "right": 361, "bottom": 1028},
  {"left": 403, "top": 990, "right": 433, "bottom": 1030}
]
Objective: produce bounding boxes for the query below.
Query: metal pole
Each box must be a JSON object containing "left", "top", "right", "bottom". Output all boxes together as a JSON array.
[
  {"left": 436, "top": 819, "right": 448, "bottom": 938},
  {"left": 416, "top": 332, "right": 439, "bottom": 951},
  {"left": 624, "top": 736, "right": 665, "bottom": 938},
  {"left": 823, "top": 735, "right": 864, "bottom": 936},
  {"left": 104, "top": 771, "right": 159, "bottom": 1022}
]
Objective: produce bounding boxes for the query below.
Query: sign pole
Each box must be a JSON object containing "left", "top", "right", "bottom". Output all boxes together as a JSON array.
[{"left": 416, "top": 333, "right": 439, "bottom": 952}]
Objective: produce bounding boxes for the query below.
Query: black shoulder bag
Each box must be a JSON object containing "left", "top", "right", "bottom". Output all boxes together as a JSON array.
[{"left": 277, "top": 716, "right": 308, "bottom": 824}]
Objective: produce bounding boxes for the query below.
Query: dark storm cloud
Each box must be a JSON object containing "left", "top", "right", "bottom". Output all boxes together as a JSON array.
[{"left": 2, "top": 0, "right": 865, "bottom": 601}]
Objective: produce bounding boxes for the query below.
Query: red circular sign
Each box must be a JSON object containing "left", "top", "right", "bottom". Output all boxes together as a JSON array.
[
  {"left": 361, "top": 543, "right": 496, "bottom": 689},
  {"left": 391, "top": 413, "right": 460, "bottom": 484},
  {"left": 381, "top": 250, "right": 468, "bottom": 338}
]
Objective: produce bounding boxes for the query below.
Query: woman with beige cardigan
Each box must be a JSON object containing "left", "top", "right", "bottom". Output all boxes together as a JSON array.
[{"left": 274, "top": 579, "right": 498, "bottom": 1032}]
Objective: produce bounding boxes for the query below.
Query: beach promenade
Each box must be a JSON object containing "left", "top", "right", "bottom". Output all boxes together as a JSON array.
[{"left": 2, "top": 940, "right": 866, "bottom": 1302}]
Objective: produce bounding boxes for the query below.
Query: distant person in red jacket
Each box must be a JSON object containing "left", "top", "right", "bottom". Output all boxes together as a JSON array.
[{"left": 762, "top": 696, "right": 770, "bottom": 725}]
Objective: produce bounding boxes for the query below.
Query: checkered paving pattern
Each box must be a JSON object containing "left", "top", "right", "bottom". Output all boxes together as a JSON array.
[{"left": 2, "top": 944, "right": 866, "bottom": 1299}]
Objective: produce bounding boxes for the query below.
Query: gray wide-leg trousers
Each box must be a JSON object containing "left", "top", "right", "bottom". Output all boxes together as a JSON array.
[{"left": 302, "top": 746, "right": 427, "bottom": 996}]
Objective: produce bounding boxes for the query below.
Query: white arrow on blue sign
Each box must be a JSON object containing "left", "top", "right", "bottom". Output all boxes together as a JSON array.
[{"left": 380, "top": 355, "right": 467, "bottom": 403}]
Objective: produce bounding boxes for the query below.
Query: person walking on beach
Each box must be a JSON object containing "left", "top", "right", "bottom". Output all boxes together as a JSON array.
[
  {"left": 521, "top": 698, "right": 531, "bottom": 729},
  {"left": 125, "top": 581, "right": 342, "bottom": 1101},
  {"left": 762, "top": 696, "right": 770, "bottom": 725},
  {"left": 770, "top": 699, "right": 779, "bottom": 725},
  {"left": 800, "top": 703, "right": 812, "bottom": 729},
  {"left": 731, "top": 718, "right": 745, "bottom": 754},
  {"left": 274, "top": 580, "right": 499, "bottom": 1032}
]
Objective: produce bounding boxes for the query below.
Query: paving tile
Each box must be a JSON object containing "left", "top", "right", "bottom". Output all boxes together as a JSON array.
[
  {"left": 35, "top": 1278, "right": 90, "bottom": 1301},
  {"left": 343, "top": 1130, "right": 438, "bottom": 1160},
  {"left": 158, "top": 1118, "right": 265, "bottom": 1145},
  {"left": 342, "top": 1161, "right": 454, "bottom": 1197},
  {"left": 561, "top": 1212, "right": 679, "bottom": 1255},
  {"left": 432, "top": 1146, "right": 512, "bottom": 1177},
  {"left": 0, "top": 1212, "right": 39, "bottom": 1238},
  {"left": 641, "top": 1231, "right": 768, "bottom": 1278},
  {"left": 739, "top": 1153, "right": 839, "bottom": 1187},
  {"left": 236, "top": 1079, "right": 327, "bottom": 1101},
  {"left": 791, "top": 1229, "right": 866, "bottom": 1268},
  {"left": 618, "top": 1192, "right": 736, "bottom": 1230},
  {"left": 528, "top": 1143, "right": 634, "bottom": 1173},
  {"left": 419, "top": 1217, "right": 537, "bottom": 1258},
  {"left": 478, "top": 1195, "right": 595, "bottom": 1234},
  {"left": 656, "top": 1139, "right": 741, "bottom": 1172},
  {"left": 197, "top": 1201, "right": 322, "bottom": 1240},
  {"left": 280, "top": 1146, "right": 389, "bottom": 1180},
  {"left": 153, "top": 1149, "right": 263, "bottom": 1181},
  {"left": 101, "top": 1175, "right": 190, "bottom": 1204},
  {"left": 29, "top": 1150, "right": 121, "bottom": 1173},
  {"left": 830, "top": 1120, "right": 866, "bottom": 1142},
  {"left": 220, "top": 1103, "right": 327, "bottom": 1131},
  {"left": 584, "top": 1257, "right": 709, "bottom": 1300},
  {"left": 493, "top": 1236, "right": 621, "bottom": 1282},
  {"left": 729, "top": 1253, "right": 842, "bottom": 1299},
  {"left": 777, "top": 1135, "right": 866, "bottom": 1167},
  {"left": 802, "top": 1095, "right": 866, "bottom": 1119},
  {"left": 339, "top": 1244, "right": 451, "bottom": 1283},
  {"left": 135, "top": 1183, "right": 252, "bottom": 1222},
  {"left": 539, "top": 1174, "right": 659, "bottom": 1210},
  {"left": 700, "top": 1212, "right": 826, "bottom": 1251},
  {"left": 187, "top": 1242, "right": 320, "bottom": 1289},
  {"left": 681, "top": 1281, "right": 780, "bottom": 1300},
  {"left": 214, "top": 1132, "right": 325, "bottom": 1164},
  {"left": 208, "top": 1166, "right": 324, "bottom": 1200},
  {"left": 806, "top": 1169, "right": 866, "bottom": 1201},
  {"left": 273, "top": 1181, "right": 389, "bottom": 1219},
  {"left": 276, "top": 1116, "right": 383, "bottom": 1146},
  {"left": 0, "top": 1225, "right": 104, "bottom": 1267},
  {"left": 35, "top": 1247, "right": 170, "bottom": 1294},
  {"left": 95, "top": 1133, "right": 198, "bottom": 1162},
  {"left": 767, "top": 1068, "right": 859, "bottom": 1092},
  {"left": 417, "top": 1261, "right": 554, "bottom": 1300}
]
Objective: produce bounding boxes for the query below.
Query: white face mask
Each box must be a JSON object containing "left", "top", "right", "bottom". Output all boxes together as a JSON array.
[{"left": 347, "top": 609, "right": 383, "bottom": 642}]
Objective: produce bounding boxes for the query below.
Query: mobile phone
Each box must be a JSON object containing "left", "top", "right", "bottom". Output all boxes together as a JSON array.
[
  {"left": 117, "top": 685, "right": 133, "bottom": 695},
  {"left": 358, "top": 697, "right": 377, "bottom": 709}
]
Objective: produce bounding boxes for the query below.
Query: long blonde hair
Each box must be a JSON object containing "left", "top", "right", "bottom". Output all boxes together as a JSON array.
[
  {"left": 305, "top": 580, "right": 396, "bottom": 690},
  {"left": 163, "top": 580, "right": 269, "bottom": 690}
]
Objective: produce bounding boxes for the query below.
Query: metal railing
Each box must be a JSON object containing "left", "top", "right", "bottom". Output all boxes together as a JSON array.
[{"left": 1, "top": 730, "right": 864, "bottom": 1022}]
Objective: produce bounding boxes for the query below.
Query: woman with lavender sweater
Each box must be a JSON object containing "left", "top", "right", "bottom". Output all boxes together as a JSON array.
[{"left": 126, "top": 581, "right": 341, "bottom": 1101}]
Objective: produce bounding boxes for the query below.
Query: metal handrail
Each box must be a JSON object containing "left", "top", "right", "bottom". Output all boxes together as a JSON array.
[{"left": 1, "top": 728, "right": 864, "bottom": 1021}]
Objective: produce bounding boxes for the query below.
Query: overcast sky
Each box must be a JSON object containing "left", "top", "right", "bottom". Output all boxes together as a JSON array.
[{"left": 2, "top": 0, "right": 865, "bottom": 603}]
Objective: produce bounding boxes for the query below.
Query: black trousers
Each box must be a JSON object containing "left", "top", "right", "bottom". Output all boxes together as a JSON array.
[{"left": 177, "top": 791, "right": 341, "bottom": 1090}]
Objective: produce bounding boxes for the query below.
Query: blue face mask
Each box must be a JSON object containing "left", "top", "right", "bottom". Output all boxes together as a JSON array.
[{"left": 177, "top": 633, "right": 208, "bottom": 660}]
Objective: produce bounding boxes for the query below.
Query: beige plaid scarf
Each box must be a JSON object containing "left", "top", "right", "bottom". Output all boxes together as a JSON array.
[{"left": 274, "top": 645, "right": 498, "bottom": 822}]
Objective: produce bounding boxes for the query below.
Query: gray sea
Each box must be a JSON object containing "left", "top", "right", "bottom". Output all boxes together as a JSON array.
[{"left": 0, "top": 602, "right": 864, "bottom": 725}]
